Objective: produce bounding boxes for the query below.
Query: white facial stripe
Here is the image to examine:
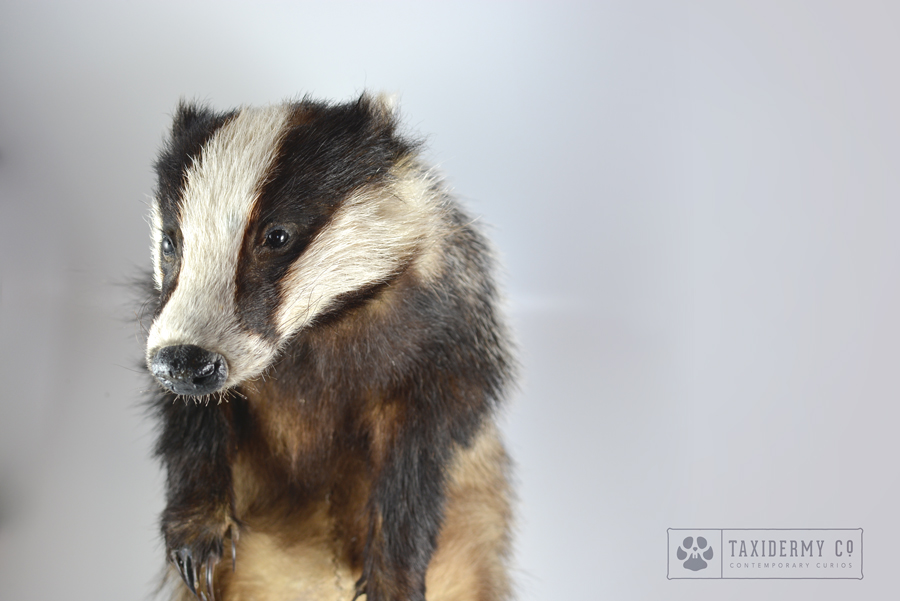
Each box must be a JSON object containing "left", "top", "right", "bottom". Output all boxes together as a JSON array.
[
  {"left": 147, "top": 105, "right": 291, "bottom": 387},
  {"left": 275, "top": 161, "right": 442, "bottom": 338},
  {"left": 149, "top": 200, "right": 164, "bottom": 290}
]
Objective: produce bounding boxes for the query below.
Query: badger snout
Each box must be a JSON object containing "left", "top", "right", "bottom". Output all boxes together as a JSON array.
[{"left": 150, "top": 344, "right": 228, "bottom": 396}]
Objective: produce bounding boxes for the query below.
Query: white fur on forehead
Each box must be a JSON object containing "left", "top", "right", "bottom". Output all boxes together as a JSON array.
[
  {"left": 275, "top": 159, "right": 445, "bottom": 338},
  {"left": 147, "top": 105, "right": 291, "bottom": 386}
]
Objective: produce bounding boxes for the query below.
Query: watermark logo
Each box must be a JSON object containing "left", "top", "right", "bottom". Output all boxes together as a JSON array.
[
  {"left": 667, "top": 529, "right": 863, "bottom": 580},
  {"left": 667, "top": 530, "right": 722, "bottom": 578},
  {"left": 676, "top": 536, "right": 714, "bottom": 571}
]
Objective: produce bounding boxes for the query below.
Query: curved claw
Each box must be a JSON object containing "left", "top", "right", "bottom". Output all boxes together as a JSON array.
[
  {"left": 352, "top": 576, "right": 367, "bottom": 601},
  {"left": 192, "top": 556, "right": 199, "bottom": 597},
  {"left": 171, "top": 548, "right": 197, "bottom": 596},
  {"left": 206, "top": 558, "right": 217, "bottom": 601},
  {"left": 169, "top": 550, "right": 182, "bottom": 583}
]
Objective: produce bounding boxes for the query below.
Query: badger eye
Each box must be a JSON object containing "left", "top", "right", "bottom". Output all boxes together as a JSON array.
[
  {"left": 161, "top": 234, "right": 176, "bottom": 257},
  {"left": 263, "top": 228, "right": 291, "bottom": 249}
]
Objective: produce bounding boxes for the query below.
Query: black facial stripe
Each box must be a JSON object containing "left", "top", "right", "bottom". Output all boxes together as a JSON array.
[
  {"left": 234, "top": 97, "right": 419, "bottom": 340},
  {"left": 156, "top": 253, "right": 180, "bottom": 315},
  {"left": 306, "top": 268, "right": 407, "bottom": 329}
]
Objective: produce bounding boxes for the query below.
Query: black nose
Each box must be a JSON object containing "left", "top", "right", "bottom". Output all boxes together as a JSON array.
[{"left": 150, "top": 344, "right": 228, "bottom": 395}]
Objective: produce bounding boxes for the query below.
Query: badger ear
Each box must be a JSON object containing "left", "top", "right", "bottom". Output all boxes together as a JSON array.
[
  {"left": 373, "top": 91, "right": 399, "bottom": 114},
  {"left": 360, "top": 91, "right": 400, "bottom": 124},
  {"left": 170, "top": 100, "right": 216, "bottom": 139},
  {"left": 154, "top": 101, "right": 233, "bottom": 197}
]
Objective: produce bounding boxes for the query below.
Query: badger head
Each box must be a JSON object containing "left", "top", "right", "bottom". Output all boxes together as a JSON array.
[{"left": 145, "top": 95, "right": 441, "bottom": 397}]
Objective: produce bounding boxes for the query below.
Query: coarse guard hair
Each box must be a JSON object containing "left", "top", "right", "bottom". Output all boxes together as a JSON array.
[{"left": 142, "top": 93, "right": 515, "bottom": 601}]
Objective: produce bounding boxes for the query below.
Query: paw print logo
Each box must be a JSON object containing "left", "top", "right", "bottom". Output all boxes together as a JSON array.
[{"left": 676, "top": 536, "right": 714, "bottom": 571}]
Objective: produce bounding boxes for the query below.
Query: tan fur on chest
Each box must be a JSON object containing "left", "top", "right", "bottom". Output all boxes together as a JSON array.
[
  {"left": 187, "top": 422, "right": 512, "bottom": 601},
  {"left": 240, "top": 379, "right": 335, "bottom": 471}
]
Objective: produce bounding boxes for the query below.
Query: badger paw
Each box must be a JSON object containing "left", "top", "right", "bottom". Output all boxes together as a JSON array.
[{"left": 166, "top": 519, "right": 238, "bottom": 601}]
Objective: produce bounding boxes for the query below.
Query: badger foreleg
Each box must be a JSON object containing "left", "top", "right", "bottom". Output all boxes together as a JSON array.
[
  {"left": 355, "top": 411, "right": 453, "bottom": 601},
  {"left": 156, "top": 397, "right": 239, "bottom": 600}
]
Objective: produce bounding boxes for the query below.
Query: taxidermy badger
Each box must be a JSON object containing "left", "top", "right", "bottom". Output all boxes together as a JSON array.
[{"left": 142, "top": 94, "right": 514, "bottom": 601}]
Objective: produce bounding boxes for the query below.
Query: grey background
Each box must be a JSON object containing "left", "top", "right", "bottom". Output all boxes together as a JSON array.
[{"left": 1, "top": 1, "right": 898, "bottom": 599}]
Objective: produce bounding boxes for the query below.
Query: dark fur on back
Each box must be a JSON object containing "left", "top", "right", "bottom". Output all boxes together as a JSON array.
[{"left": 143, "top": 95, "right": 514, "bottom": 601}]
